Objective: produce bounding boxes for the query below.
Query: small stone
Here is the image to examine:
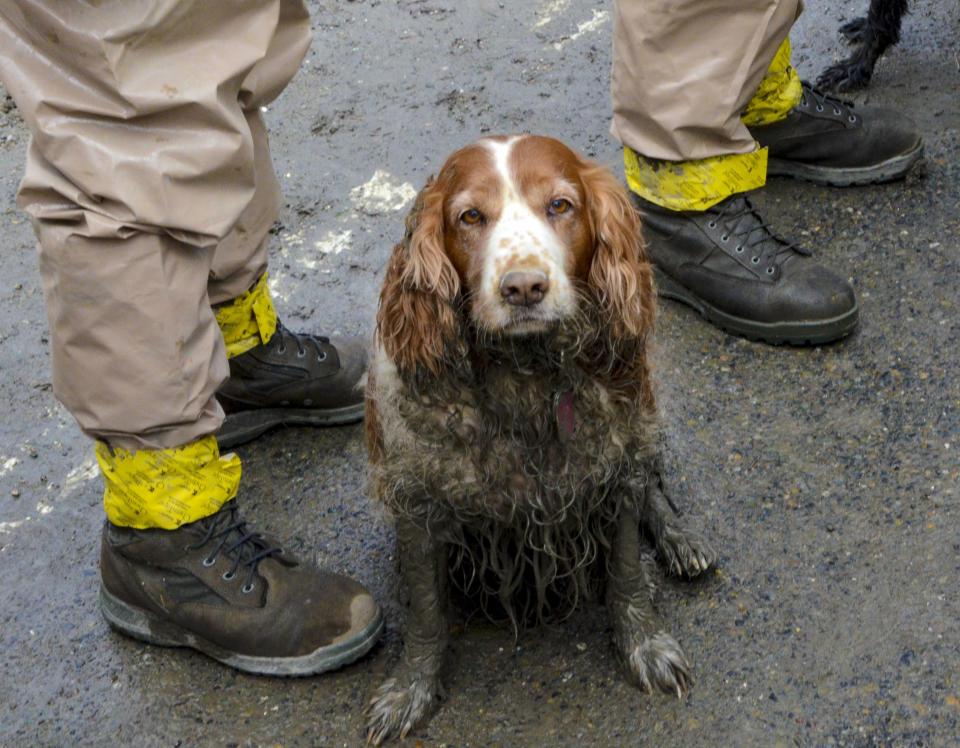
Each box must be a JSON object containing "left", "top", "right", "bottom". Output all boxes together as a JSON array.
[{"left": 11, "top": 489, "right": 20, "bottom": 498}]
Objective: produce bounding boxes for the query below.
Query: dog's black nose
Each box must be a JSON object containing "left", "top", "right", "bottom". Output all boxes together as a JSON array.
[{"left": 500, "top": 269, "right": 550, "bottom": 307}]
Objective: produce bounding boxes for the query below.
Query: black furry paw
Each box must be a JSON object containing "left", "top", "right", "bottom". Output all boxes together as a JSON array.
[
  {"left": 626, "top": 631, "right": 692, "bottom": 697},
  {"left": 816, "top": 60, "right": 874, "bottom": 92},
  {"left": 656, "top": 524, "right": 717, "bottom": 579},
  {"left": 365, "top": 672, "right": 440, "bottom": 745},
  {"left": 839, "top": 17, "right": 870, "bottom": 43}
]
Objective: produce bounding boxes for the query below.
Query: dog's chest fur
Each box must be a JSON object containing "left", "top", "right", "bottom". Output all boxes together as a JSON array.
[
  {"left": 371, "top": 340, "right": 659, "bottom": 621},
  {"left": 374, "top": 347, "right": 656, "bottom": 509}
]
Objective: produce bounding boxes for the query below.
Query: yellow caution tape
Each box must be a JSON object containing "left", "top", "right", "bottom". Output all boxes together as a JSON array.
[
  {"left": 97, "top": 435, "right": 242, "bottom": 530},
  {"left": 625, "top": 147, "right": 768, "bottom": 212},
  {"left": 741, "top": 38, "right": 803, "bottom": 127},
  {"left": 214, "top": 273, "right": 278, "bottom": 357},
  {"left": 624, "top": 38, "right": 799, "bottom": 211}
]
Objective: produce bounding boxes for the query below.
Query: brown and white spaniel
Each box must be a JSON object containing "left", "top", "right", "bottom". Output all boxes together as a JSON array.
[{"left": 364, "top": 135, "right": 716, "bottom": 743}]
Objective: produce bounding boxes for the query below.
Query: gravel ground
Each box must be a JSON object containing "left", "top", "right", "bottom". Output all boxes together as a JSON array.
[{"left": 1, "top": 1, "right": 958, "bottom": 746}]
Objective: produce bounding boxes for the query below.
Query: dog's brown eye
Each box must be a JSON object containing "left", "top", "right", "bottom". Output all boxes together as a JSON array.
[
  {"left": 549, "top": 198, "right": 571, "bottom": 215},
  {"left": 460, "top": 209, "right": 483, "bottom": 225}
]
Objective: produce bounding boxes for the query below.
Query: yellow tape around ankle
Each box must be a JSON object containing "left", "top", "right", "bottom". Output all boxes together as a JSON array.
[
  {"left": 214, "top": 273, "right": 278, "bottom": 357},
  {"left": 625, "top": 147, "right": 768, "bottom": 212},
  {"left": 624, "top": 38, "right": 799, "bottom": 212},
  {"left": 741, "top": 38, "right": 802, "bottom": 127},
  {"left": 96, "top": 435, "right": 242, "bottom": 530}
]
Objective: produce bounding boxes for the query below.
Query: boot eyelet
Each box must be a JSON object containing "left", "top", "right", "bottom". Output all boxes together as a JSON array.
[
  {"left": 317, "top": 351, "right": 327, "bottom": 363},
  {"left": 849, "top": 115, "right": 857, "bottom": 123},
  {"left": 202, "top": 556, "right": 216, "bottom": 567},
  {"left": 735, "top": 245, "right": 744, "bottom": 253},
  {"left": 751, "top": 256, "right": 760, "bottom": 264},
  {"left": 296, "top": 349, "right": 306, "bottom": 359},
  {"left": 708, "top": 220, "right": 717, "bottom": 229},
  {"left": 222, "top": 571, "right": 236, "bottom": 581},
  {"left": 833, "top": 108, "right": 841, "bottom": 116},
  {"left": 276, "top": 345, "right": 286, "bottom": 355},
  {"left": 816, "top": 104, "right": 824, "bottom": 112},
  {"left": 720, "top": 234, "right": 729, "bottom": 242},
  {"left": 766, "top": 266, "right": 775, "bottom": 275},
  {"left": 241, "top": 583, "right": 255, "bottom": 594}
]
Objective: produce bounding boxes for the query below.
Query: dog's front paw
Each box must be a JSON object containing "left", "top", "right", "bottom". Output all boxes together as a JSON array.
[
  {"left": 816, "top": 61, "right": 873, "bottom": 93},
  {"left": 365, "top": 672, "right": 439, "bottom": 745},
  {"left": 626, "top": 631, "right": 692, "bottom": 697},
  {"left": 656, "top": 524, "right": 717, "bottom": 579}
]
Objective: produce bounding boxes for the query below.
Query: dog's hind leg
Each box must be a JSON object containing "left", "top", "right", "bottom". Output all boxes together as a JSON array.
[
  {"left": 607, "top": 505, "right": 692, "bottom": 696},
  {"left": 365, "top": 515, "right": 449, "bottom": 745},
  {"left": 639, "top": 463, "right": 717, "bottom": 579}
]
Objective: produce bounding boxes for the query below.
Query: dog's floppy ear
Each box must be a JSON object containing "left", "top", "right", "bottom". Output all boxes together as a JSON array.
[
  {"left": 583, "top": 163, "right": 656, "bottom": 341},
  {"left": 376, "top": 177, "right": 461, "bottom": 381}
]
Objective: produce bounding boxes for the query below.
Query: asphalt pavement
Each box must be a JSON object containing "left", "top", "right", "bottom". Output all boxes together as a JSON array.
[{"left": 1, "top": 1, "right": 957, "bottom": 746}]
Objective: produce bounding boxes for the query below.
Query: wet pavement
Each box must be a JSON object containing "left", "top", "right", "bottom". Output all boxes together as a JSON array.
[{"left": 1, "top": 1, "right": 958, "bottom": 746}]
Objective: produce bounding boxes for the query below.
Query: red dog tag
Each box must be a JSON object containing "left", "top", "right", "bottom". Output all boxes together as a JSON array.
[{"left": 556, "top": 391, "right": 576, "bottom": 438}]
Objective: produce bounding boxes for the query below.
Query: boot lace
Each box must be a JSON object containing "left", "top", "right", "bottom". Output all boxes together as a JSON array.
[
  {"left": 272, "top": 321, "right": 330, "bottom": 363},
  {"left": 799, "top": 81, "right": 858, "bottom": 123},
  {"left": 707, "top": 196, "right": 810, "bottom": 273},
  {"left": 187, "top": 503, "right": 283, "bottom": 594}
]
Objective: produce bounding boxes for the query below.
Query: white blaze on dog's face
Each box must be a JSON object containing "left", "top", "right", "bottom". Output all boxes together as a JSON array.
[{"left": 439, "top": 135, "right": 595, "bottom": 334}]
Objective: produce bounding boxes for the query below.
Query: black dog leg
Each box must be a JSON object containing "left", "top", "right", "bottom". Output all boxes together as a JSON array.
[
  {"left": 641, "top": 473, "right": 717, "bottom": 579},
  {"left": 365, "top": 516, "right": 449, "bottom": 745},
  {"left": 817, "top": 0, "right": 909, "bottom": 91},
  {"left": 607, "top": 505, "right": 692, "bottom": 696}
]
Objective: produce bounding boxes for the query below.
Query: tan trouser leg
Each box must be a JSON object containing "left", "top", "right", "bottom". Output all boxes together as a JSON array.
[
  {"left": 611, "top": 0, "right": 803, "bottom": 161},
  {"left": 0, "top": 0, "right": 310, "bottom": 451}
]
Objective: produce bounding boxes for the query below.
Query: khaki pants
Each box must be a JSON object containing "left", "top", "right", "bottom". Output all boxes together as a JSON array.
[
  {"left": 0, "top": 0, "right": 310, "bottom": 452},
  {"left": 611, "top": 0, "right": 803, "bottom": 161}
]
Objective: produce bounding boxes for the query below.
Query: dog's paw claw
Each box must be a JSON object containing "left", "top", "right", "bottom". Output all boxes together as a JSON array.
[
  {"left": 364, "top": 674, "right": 438, "bottom": 745},
  {"left": 817, "top": 65, "right": 865, "bottom": 93},
  {"left": 627, "top": 632, "right": 692, "bottom": 696},
  {"left": 658, "top": 528, "right": 717, "bottom": 579}
]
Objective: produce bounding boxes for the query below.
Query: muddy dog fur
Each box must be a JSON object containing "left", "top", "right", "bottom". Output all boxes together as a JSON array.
[
  {"left": 817, "top": 0, "right": 910, "bottom": 91},
  {"left": 363, "top": 136, "right": 717, "bottom": 744}
]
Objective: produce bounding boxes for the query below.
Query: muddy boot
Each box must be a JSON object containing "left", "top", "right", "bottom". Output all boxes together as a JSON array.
[
  {"left": 748, "top": 82, "right": 923, "bottom": 185},
  {"left": 636, "top": 194, "right": 858, "bottom": 345},
  {"left": 216, "top": 320, "right": 368, "bottom": 448},
  {"left": 99, "top": 502, "right": 383, "bottom": 675}
]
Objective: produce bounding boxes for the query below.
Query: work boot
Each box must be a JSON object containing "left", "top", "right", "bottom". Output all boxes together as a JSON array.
[
  {"left": 748, "top": 82, "right": 923, "bottom": 185},
  {"left": 636, "top": 194, "right": 858, "bottom": 345},
  {"left": 216, "top": 320, "right": 368, "bottom": 448},
  {"left": 99, "top": 502, "right": 383, "bottom": 675}
]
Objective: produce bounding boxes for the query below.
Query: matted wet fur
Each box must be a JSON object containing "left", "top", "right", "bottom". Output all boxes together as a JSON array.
[
  {"left": 363, "top": 136, "right": 717, "bottom": 744},
  {"left": 817, "top": 0, "right": 910, "bottom": 91}
]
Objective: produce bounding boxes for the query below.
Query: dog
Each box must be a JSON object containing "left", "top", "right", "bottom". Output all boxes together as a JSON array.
[
  {"left": 817, "top": 0, "right": 909, "bottom": 91},
  {"left": 363, "top": 135, "right": 717, "bottom": 744}
]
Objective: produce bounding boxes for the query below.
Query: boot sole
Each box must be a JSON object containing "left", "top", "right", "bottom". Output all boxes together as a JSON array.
[
  {"left": 100, "top": 582, "right": 384, "bottom": 676},
  {"left": 653, "top": 268, "right": 859, "bottom": 345},
  {"left": 216, "top": 402, "right": 365, "bottom": 450},
  {"left": 766, "top": 141, "right": 924, "bottom": 186}
]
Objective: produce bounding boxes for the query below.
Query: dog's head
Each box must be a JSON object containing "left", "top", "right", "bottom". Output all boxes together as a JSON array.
[{"left": 377, "top": 134, "right": 655, "bottom": 379}]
